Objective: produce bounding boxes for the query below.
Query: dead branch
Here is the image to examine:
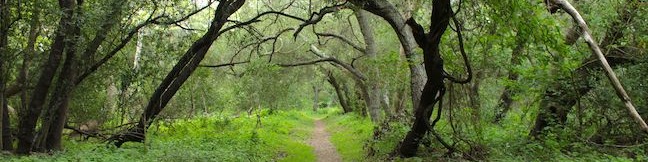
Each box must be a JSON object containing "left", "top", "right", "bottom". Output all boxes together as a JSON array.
[
  {"left": 63, "top": 124, "right": 105, "bottom": 140},
  {"left": 545, "top": 0, "right": 648, "bottom": 133}
]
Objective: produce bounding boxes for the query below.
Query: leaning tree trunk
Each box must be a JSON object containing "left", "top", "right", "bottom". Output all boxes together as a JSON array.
[
  {"left": 327, "top": 73, "right": 352, "bottom": 113},
  {"left": 15, "top": 0, "right": 76, "bottom": 154},
  {"left": 108, "top": 0, "right": 246, "bottom": 147},
  {"left": 531, "top": 0, "right": 647, "bottom": 137}
]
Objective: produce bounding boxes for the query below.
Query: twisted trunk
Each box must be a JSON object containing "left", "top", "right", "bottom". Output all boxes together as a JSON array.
[{"left": 351, "top": 0, "right": 425, "bottom": 113}]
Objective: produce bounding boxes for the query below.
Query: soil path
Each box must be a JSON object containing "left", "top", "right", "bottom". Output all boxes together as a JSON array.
[{"left": 309, "top": 119, "right": 342, "bottom": 162}]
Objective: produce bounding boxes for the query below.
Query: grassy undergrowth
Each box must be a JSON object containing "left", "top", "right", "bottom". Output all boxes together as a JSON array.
[
  {"left": 4, "top": 108, "right": 645, "bottom": 161},
  {"left": 323, "top": 109, "right": 646, "bottom": 161},
  {"left": 2, "top": 110, "right": 315, "bottom": 162}
]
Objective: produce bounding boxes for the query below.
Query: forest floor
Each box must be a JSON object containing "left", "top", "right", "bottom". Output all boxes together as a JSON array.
[
  {"left": 309, "top": 119, "right": 342, "bottom": 162},
  {"left": 2, "top": 109, "right": 643, "bottom": 161}
]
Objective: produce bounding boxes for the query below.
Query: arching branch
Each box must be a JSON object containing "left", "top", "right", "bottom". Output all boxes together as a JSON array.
[
  {"left": 293, "top": 2, "right": 348, "bottom": 39},
  {"left": 443, "top": 15, "right": 472, "bottom": 84}
]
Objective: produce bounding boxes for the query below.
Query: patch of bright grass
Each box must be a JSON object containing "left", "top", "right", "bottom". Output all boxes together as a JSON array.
[
  {"left": 1, "top": 110, "right": 315, "bottom": 162},
  {"left": 322, "top": 112, "right": 374, "bottom": 162}
]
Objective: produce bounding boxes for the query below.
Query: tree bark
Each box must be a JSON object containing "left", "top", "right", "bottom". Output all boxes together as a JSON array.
[
  {"left": 350, "top": 0, "right": 454, "bottom": 157},
  {"left": 397, "top": 0, "right": 452, "bottom": 157},
  {"left": 327, "top": 72, "right": 351, "bottom": 113},
  {"left": 0, "top": 0, "right": 10, "bottom": 151},
  {"left": 393, "top": 86, "right": 407, "bottom": 115},
  {"left": 313, "top": 85, "right": 319, "bottom": 111},
  {"left": 351, "top": 0, "right": 426, "bottom": 113},
  {"left": 354, "top": 8, "right": 381, "bottom": 123},
  {"left": 1, "top": 101, "right": 9, "bottom": 150},
  {"left": 16, "top": 0, "right": 76, "bottom": 154},
  {"left": 109, "top": 0, "right": 246, "bottom": 147},
  {"left": 381, "top": 89, "right": 392, "bottom": 118},
  {"left": 35, "top": 26, "right": 80, "bottom": 152},
  {"left": 342, "top": 82, "right": 359, "bottom": 114}
]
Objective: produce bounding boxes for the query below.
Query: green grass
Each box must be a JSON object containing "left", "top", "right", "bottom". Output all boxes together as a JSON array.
[
  {"left": 1, "top": 110, "right": 316, "bottom": 162},
  {"left": 321, "top": 111, "right": 374, "bottom": 162}
]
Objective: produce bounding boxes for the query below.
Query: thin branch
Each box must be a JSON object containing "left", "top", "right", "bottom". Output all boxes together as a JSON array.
[
  {"left": 75, "top": 17, "right": 158, "bottom": 85},
  {"left": 266, "top": 28, "right": 294, "bottom": 62},
  {"left": 308, "top": 45, "right": 367, "bottom": 81},
  {"left": 75, "top": 1, "right": 216, "bottom": 85},
  {"left": 315, "top": 32, "right": 365, "bottom": 53},
  {"left": 151, "top": 0, "right": 217, "bottom": 25},
  {"left": 444, "top": 15, "right": 472, "bottom": 84},
  {"left": 277, "top": 58, "right": 337, "bottom": 67},
  {"left": 198, "top": 61, "right": 250, "bottom": 68},
  {"left": 293, "top": 2, "right": 348, "bottom": 39}
]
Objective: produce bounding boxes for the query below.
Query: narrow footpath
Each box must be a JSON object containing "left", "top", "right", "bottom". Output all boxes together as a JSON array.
[{"left": 309, "top": 119, "right": 342, "bottom": 162}]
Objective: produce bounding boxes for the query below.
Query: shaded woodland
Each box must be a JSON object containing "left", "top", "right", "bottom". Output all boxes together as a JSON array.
[{"left": 0, "top": 0, "right": 647, "bottom": 160}]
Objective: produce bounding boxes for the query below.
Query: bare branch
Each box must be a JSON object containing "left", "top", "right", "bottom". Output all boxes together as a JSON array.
[
  {"left": 293, "top": 2, "right": 348, "bottom": 39},
  {"left": 151, "top": 0, "right": 217, "bottom": 25},
  {"left": 315, "top": 32, "right": 365, "bottom": 53},
  {"left": 198, "top": 61, "right": 250, "bottom": 68},
  {"left": 308, "top": 45, "right": 367, "bottom": 81}
]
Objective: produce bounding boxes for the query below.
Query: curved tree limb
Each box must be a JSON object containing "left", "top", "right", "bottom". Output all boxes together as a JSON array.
[{"left": 443, "top": 15, "right": 472, "bottom": 84}]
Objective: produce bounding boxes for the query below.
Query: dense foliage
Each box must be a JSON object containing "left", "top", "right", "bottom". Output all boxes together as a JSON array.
[{"left": 0, "top": 0, "right": 646, "bottom": 161}]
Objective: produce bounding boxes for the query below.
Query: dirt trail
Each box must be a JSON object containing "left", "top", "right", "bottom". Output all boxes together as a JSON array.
[{"left": 309, "top": 119, "right": 342, "bottom": 162}]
